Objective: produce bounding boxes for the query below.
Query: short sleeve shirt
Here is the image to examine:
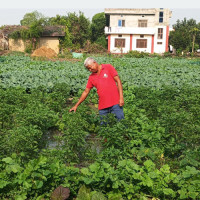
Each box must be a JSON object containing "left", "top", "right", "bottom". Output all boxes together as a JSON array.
[{"left": 86, "top": 64, "right": 120, "bottom": 110}]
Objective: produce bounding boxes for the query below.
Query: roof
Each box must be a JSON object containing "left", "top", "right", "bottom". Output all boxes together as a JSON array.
[
  {"left": 0, "top": 25, "right": 65, "bottom": 37},
  {"left": 41, "top": 26, "right": 65, "bottom": 37},
  {"left": 104, "top": 8, "right": 172, "bottom": 17},
  {"left": 0, "top": 25, "right": 28, "bottom": 37}
]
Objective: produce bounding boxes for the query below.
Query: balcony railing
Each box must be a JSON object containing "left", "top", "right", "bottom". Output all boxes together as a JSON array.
[{"left": 105, "top": 26, "right": 156, "bottom": 35}]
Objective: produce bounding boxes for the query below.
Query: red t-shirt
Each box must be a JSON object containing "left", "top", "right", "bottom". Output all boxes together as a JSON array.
[{"left": 86, "top": 64, "right": 120, "bottom": 110}]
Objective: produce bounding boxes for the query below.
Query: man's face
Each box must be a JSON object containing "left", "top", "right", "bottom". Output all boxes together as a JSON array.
[{"left": 86, "top": 62, "right": 98, "bottom": 73}]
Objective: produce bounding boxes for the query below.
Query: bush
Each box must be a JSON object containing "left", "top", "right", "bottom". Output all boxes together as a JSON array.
[
  {"left": 95, "top": 36, "right": 107, "bottom": 49},
  {"left": 125, "top": 50, "right": 149, "bottom": 58},
  {"left": 83, "top": 40, "right": 107, "bottom": 54},
  {"left": 163, "top": 52, "right": 172, "bottom": 57}
]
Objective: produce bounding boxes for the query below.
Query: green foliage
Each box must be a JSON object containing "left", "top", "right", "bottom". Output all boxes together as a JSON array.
[
  {"left": 125, "top": 50, "right": 149, "bottom": 58},
  {"left": 66, "top": 12, "right": 91, "bottom": 48},
  {"left": 76, "top": 185, "right": 107, "bottom": 200},
  {"left": 49, "top": 14, "right": 68, "bottom": 26},
  {"left": 20, "top": 10, "right": 47, "bottom": 26},
  {"left": 169, "top": 18, "right": 200, "bottom": 53},
  {"left": 0, "top": 155, "right": 71, "bottom": 199},
  {"left": 10, "top": 20, "right": 44, "bottom": 41},
  {"left": 1, "top": 55, "right": 200, "bottom": 199},
  {"left": 91, "top": 12, "right": 106, "bottom": 43},
  {"left": 95, "top": 36, "right": 107, "bottom": 49}
]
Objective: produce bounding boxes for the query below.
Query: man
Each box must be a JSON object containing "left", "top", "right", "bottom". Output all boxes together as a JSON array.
[{"left": 69, "top": 57, "right": 124, "bottom": 121}]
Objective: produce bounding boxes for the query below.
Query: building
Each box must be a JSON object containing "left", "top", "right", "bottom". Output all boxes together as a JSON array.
[
  {"left": 104, "top": 8, "right": 172, "bottom": 54},
  {"left": 0, "top": 25, "right": 65, "bottom": 54}
]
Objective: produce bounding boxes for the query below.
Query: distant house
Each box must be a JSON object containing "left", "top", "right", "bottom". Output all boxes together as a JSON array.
[
  {"left": 104, "top": 8, "right": 172, "bottom": 54},
  {"left": 0, "top": 25, "right": 65, "bottom": 54}
]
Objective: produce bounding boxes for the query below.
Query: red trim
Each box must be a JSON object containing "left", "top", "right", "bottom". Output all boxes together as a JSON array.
[
  {"left": 108, "top": 35, "right": 111, "bottom": 52},
  {"left": 151, "top": 35, "right": 154, "bottom": 54},
  {"left": 130, "top": 34, "right": 133, "bottom": 51},
  {"left": 165, "top": 26, "right": 169, "bottom": 52}
]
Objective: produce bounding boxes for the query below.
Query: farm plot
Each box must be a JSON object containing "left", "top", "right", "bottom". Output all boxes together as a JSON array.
[{"left": 0, "top": 55, "right": 199, "bottom": 199}]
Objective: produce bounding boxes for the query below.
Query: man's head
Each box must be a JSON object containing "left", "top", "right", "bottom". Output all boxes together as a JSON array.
[{"left": 84, "top": 57, "right": 99, "bottom": 73}]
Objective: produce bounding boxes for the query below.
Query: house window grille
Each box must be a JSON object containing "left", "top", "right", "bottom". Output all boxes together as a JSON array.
[
  {"left": 159, "top": 12, "right": 164, "bottom": 23},
  {"left": 115, "top": 39, "right": 125, "bottom": 48},
  {"left": 136, "top": 39, "right": 147, "bottom": 48},
  {"left": 118, "top": 20, "right": 125, "bottom": 27},
  {"left": 138, "top": 20, "right": 147, "bottom": 27},
  {"left": 158, "top": 28, "right": 163, "bottom": 39}
]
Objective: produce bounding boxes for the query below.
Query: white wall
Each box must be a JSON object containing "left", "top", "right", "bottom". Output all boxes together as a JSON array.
[
  {"left": 109, "top": 26, "right": 168, "bottom": 54},
  {"left": 132, "top": 35, "right": 152, "bottom": 53},
  {"left": 110, "top": 15, "right": 155, "bottom": 27},
  {"left": 154, "top": 26, "right": 167, "bottom": 53},
  {"left": 110, "top": 34, "right": 130, "bottom": 53}
]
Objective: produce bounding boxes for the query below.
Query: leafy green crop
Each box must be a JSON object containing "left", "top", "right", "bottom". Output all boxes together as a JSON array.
[{"left": 0, "top": 55, "right": 200, "bottom": 199}]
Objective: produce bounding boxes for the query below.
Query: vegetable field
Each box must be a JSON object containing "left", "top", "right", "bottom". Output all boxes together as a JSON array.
[{"left": 0, "top": 55, "right": 200, "bottom": 200}]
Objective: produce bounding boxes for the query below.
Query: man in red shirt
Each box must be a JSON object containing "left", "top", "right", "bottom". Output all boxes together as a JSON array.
[{"left": 69, "top": 57, "right": 124, "bottom": 121}]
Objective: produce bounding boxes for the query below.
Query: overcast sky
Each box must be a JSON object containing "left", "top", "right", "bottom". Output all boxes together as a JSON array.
[{"left": 0, "top": 0, "right": 200, "bottom": 27}]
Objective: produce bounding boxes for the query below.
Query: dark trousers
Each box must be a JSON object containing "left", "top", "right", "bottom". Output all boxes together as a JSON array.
[{"left": 99, "top": 104, "right": 124, "bottom": 123}]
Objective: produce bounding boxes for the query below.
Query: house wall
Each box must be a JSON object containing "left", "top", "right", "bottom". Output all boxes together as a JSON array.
[
  {"left": 110, "top": 15, "right": 156, "bottom": 28},
  {"left": 9, "top": 39, "right": 26, "bottom": 52},
  {"left": 38, "top": 37, "right": 60, "bottom": 54},
  {"left": 154, "top": 26, "right": 167, "bottom": 53},
  {"left": 8, "top": 37, "right": 60, "bottom": 54},
  {"left": 110, "top": 34, "right": 131, "bottom": 53},
  {"left": 105, "top": 8, "right": 171, "bottom": 54},
  {"left": 132, "top": 34, "right": 152, "bottom": 53},
  {"left": 107, "top": 8, "right": 171, "bottom": 27},
  {"left": 109, "top": 26, "right": 168, "bottom": 54}
]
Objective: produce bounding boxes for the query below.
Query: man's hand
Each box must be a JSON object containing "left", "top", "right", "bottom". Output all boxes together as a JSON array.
[
  {"left": 69, "top": 106, "right": 77, "bottom": 112},
  {"left": 119, "top": 97, "right": 124, "bottom": 107},
  {"left": 69, "top": 88, "right": 91, "bottom": 113},
  {"left": 114, "top": 76, "right": 124, "bottom": 107}
]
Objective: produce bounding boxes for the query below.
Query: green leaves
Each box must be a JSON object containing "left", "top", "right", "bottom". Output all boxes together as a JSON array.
[
  {"left": 0, "top": 55, "right": 200, "bottom": 199},
  {"left": 2, "top": 157, "right": 13, "bottom": 164}
]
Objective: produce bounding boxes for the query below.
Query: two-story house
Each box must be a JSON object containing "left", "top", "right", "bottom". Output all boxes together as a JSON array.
[{"left": 104, "top": 8, "right": 172, "bottom": 54}]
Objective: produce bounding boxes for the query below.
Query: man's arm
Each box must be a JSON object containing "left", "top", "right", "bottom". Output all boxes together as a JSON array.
[
  {"left": 69, "top": 88, "right": 91, "bottom": 112},
  {"left": 114, "top": 75, "right": 124, "bottom": 107}
]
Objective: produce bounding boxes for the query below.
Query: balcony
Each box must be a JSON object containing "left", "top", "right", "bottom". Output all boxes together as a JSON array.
[{"left": 104, "top": 26, "right": 156, "bottom": 35}]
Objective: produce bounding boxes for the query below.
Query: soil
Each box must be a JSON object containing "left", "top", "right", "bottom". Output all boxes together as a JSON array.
[
  {"left": 0, "top": 50, "right": 10, "bottom": 56},
  {"left": 31, "top": 46, "right": 57, "bottom": 58}
]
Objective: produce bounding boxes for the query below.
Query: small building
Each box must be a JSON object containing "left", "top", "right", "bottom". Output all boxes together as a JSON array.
[
  {"left": 0, "top": 25, "right": 65, "bottom": 54},
  {"left": 104, "top": 8, "right": 172, "bottom": 54}
]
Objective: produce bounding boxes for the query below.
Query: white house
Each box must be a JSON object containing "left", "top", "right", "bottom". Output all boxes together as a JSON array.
[{"left": 104, "top": 8, "right": 172, "bottom": 54}]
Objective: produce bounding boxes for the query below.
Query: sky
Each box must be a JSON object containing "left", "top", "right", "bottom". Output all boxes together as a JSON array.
[{"left": 0, "top": 0, "right": 200, "bottom": 27}]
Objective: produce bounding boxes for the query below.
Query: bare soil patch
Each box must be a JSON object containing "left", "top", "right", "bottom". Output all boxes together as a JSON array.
[{"left": 31, "top": 46, "right": 57, "bottom": 58}]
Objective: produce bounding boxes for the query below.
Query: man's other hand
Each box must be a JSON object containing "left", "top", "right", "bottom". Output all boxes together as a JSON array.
[
  {"left": 119, "top": 98, "right": 124, "bottom": 107},
  {"left": 69, "top": 106, "right": 77, "bottom": 112}
]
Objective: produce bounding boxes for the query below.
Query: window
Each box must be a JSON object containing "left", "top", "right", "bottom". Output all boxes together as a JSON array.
[
  {"left": 138, "top": 20, "right": 147, "bottom": 27},
  {"left": 118, "top": 34, "right": 122, "bottom": 37},
  {"left": 157, "top": 42, "right": 162, "bottom": 45},
  {"left": 136, "top": 39, "right": 147, "bottom": 48},
  {"left": 115, "top": 39, "right": 125, "bottom": 48},
  {"left": 118, "top": 20, "right": 125, "bottom": 27},
  {"left": 159, "top": 12, "right": 164, "bottom": 23},
  {"left": 140, "top": 35, "right": 144, "bottom": 38},
  {"left": 158, "top": 28, "right": 163, "bottom": 39}
]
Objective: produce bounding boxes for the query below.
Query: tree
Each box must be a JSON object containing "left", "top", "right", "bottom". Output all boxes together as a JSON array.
[
  {"left": 169, "top": 18, "right": 200, "bottom": 53},
  {"left": 66, "top": 12, "right": 90, "bottom": 48},
  {"left": 169, "top": 29, "right": 190, "bottom": 52},
  {"left": 48, "top": 15, "right": 68, "bottom": 26},
  {"left": 20, "top": 11, "right": 48, "bottom": 26},
  {"left": 189, "top": 27, "right": 200, "bottom": 53},
  {"left": 90, "top": 12, "right": 106, "bottom": 42}
]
